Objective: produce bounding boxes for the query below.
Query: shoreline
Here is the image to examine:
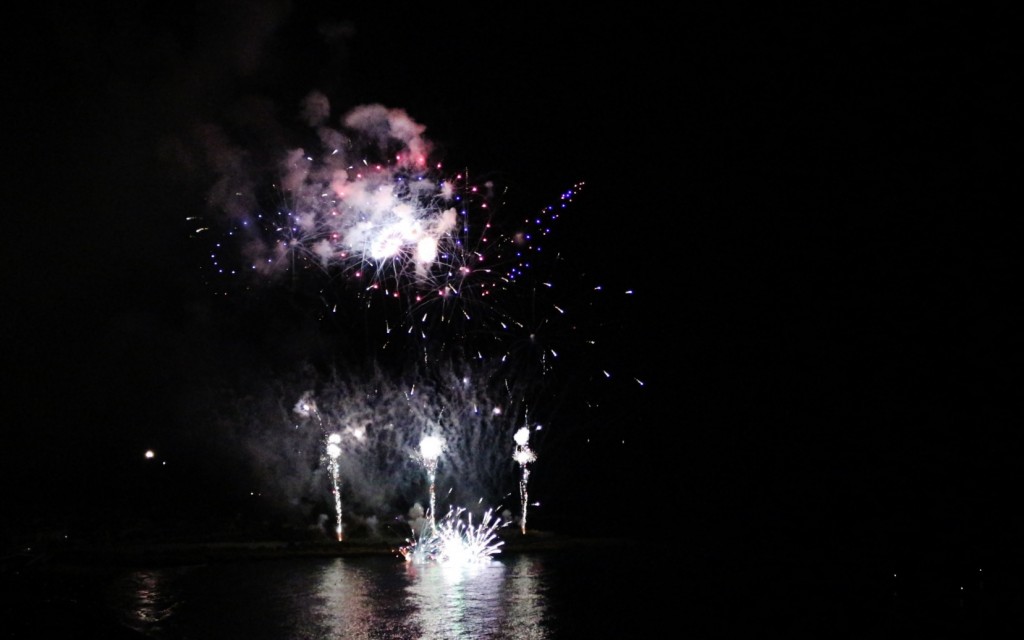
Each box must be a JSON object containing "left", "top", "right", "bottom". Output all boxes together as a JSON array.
[{"left": 7, "top": 529, "right": 641, "bottom": 571}]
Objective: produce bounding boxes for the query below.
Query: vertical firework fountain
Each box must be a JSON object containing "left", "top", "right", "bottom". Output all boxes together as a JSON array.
[
  {"left": 513, "top": 427, "right": 537, "bottom": 535},
  {"left": 325, "top": 433, "right": 344, "bottom": 541},
  {"left": 418, "top": 435, "right": 445, "bottom": 529}
]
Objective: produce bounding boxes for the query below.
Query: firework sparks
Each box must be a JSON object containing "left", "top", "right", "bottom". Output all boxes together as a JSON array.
[
  {"left": 201, "top": 99, "right": 497, "bottom": 299},
  {"left": 400, "top": 506, "right": 505, "bottom": 565},
  {"left": 419, "top": 435, "right": 445, "bottom": 528},
  {"left": 193, "top": 97, "right": 611, "bottom": 382},
  {"left": 326, "top": 432, "right": 344, "bottom": 541},
  {"left": 513, "top": 426, "right": 537, "bottom": 535}
]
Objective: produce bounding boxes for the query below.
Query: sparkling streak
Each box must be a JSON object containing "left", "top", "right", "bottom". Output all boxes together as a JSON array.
[
  {"left": 326, "top": 432, "right": 343, "bottom": 541},
  {"left": 419, "top": 435, "right": 445, "bottom": 528},
  {"left": 513, "top": 426, "right": 537, "bottom": 535},
  {"left": 400, "top": 506, "right": 505, "bottom": 565}
]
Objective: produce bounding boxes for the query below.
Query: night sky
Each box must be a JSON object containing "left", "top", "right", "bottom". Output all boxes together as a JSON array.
[{"left": 4, "top": 4, "right": 1015, "bottom": 562}]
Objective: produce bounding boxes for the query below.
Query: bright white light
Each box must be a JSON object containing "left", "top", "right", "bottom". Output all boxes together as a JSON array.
[
  {"left": 416, "top": 236, "right": 438, "bottom": 263},
  {"left": 513, "top": 448, "right": 536, "bottom": 465},
  {"left": 400, "top": 507, "right": 504, "bottom": 565},
  {"left": 420, "top": 435, "right": 444, "bottom": 462}
]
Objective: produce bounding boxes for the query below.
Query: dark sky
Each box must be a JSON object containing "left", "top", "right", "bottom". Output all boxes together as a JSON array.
[{"left": 4, "top": 4, "right": 1016, "bottom": 558}]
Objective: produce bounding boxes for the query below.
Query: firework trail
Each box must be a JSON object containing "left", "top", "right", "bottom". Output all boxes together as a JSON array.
[
  {"left": 206, "top": 358, "right": 552, "bottom": 529},
  {"left": 513, "top": 426, "right": 537, "bottom": 535},
  {"left": 418, "top": 434, "right": 444, "bottom": 529},
  {"left": 294, "top": 395, "right": 343, "bottom": 539},
  {"left": 325, "top": 432, "right": 343, "bottom": 540}
]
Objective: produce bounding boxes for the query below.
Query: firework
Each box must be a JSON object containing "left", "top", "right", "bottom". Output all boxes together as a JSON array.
[
  {"left": 325, "top": 432, "right": 343, "bottom": 540},
  {"left": 418, "top": 435, "right": 445, "bottom": 528},
  {"left": 209, "top": 359, "right": 543, "bottom": 527},
  {"left": 400, "top": 506, "right": 505, "bottom": 565},
  {"left": 193, "top": 96, "right": 604, "bottom": 380},
  {"left": 512, "top": 426, "right": 537, "bottom": 534}
]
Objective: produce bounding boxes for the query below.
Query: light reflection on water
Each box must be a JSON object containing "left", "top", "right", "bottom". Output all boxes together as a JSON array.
[
  {"left": 107, "top": 553, "right": 558, "bottom": 639},
  {"left": 402, "top": 557, "right": 547, "bottom": 639},
  {"left": 115, "top": 568, "right": 182, "bottom": 629},
  {"left": 96, "top": 548, "right": 1020, "bottom": 637}
]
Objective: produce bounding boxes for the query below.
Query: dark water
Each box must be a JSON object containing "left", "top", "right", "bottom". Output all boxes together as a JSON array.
[
  {"left": 9, "top": 547, "right": 1024, "bottom": 638},
  {"left": 99, "top": 549, "right": 661, "bottom": 639},
  {"left": 100, "top": 554, "right": 1024, "bottom": 639}
]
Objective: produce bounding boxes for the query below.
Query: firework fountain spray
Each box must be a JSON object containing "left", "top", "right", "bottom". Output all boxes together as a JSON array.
[
  {"left": 325, "top": 432, "right": 344, "bottom": 541},
  {"left": 419, "top": 434, "right": 445, "bottom": 529},
  {"left": 294, "top": 395, "right": 347, "bottom": 540},
  {"left": 513, "top": 426, "right": 537, "bottom": 535}
]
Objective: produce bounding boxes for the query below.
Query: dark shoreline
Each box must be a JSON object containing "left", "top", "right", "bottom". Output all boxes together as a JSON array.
[{"left": 6, "top": 528, "right": 640, "bottom": 572}]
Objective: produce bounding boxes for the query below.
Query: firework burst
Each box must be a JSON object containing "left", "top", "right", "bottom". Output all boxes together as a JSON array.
[{"left": 192, "top": 96, "right": 602, "bottom": 378}]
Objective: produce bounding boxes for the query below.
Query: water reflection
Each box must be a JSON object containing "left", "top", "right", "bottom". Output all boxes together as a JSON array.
[
  {"left": 312, "top": 555, "right": 549, "bottom": 639},
  {"left": 312, "top": 556, "right": 418, "bottom": 638},
  {"left": 106, "top": 567, "right": 188, "bottom": 637},
  {"left": 408, "top": 556, "right": 549, "bottom": 639},
  {"left": 504, "top": 554, "right": 548, "bottom": 637},
  {"left": 105, "top": 554, "right": 555, "bottom": 639},
  {"left": 313, "top": 558, "right": 371, "bottom": 633}
]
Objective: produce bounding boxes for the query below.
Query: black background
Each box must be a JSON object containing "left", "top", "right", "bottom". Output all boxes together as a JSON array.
[{"left": 4, "top": 4, "right": 1016, "bottom": 566}]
